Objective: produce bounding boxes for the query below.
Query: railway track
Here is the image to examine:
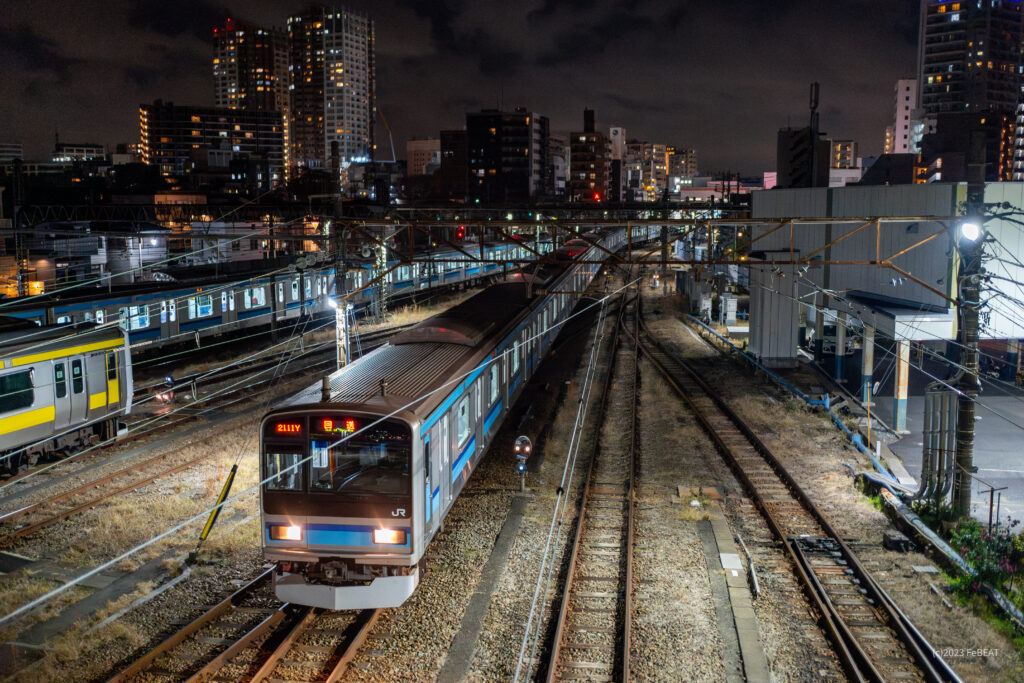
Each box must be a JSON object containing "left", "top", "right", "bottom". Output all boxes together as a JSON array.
[
  {"left": 105, "top": 568, "right": 376, "bottom": 683},
  {"left": 546, "top": 292, "right": 638, "bottom": 682},
  {"left": 635, "top": 303, "right": 961, "bottom": 683}
]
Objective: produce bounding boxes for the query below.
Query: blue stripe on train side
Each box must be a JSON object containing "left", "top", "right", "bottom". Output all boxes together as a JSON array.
[
  {"left": 484, "top": 399, "right": 502, "bottom": 435},
  {"left": 451, "top": 436, "right": 476, "bottom": 482}
]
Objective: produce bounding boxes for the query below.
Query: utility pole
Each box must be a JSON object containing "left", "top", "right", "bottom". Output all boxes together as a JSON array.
[{"left": 953, "top": 129, "right": 986, "bottom": 518}]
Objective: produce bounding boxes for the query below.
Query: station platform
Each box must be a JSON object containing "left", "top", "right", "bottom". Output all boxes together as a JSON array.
[{"left": 807, "top": 346, "right": 1024, "bottom": 526}]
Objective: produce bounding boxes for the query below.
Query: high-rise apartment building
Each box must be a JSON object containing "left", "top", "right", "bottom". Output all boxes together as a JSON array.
[
  {"left": 917, "top": 1, "right": 1023, "bottom": 115},
  {"left": 569, "top": 109, "right": 610, "bottom": 202},
  {"left": 668, "top": 147, "right": 698, "bottom": 177},
  {"left": 287, "top": 7, "right": 375, "bottom": 173},
  {"left": 466, "top": 108, "right": 549, "bottom": 203},
  {"left": 213, "top": 18, "right": 288, "bottom": 113},
  {"left": 885, "top": 79, "right": 919, "bottom": 153},
  {"left": 830, "top": 140, "right": 858, "bottom": 169}
]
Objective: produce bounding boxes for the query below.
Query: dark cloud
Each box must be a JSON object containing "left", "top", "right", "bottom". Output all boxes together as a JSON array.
[
  {"left": 539, "top": 3, "right": 656, "bottom": 66},
  {"left": 395, "top": 0, "right": 524, "bottom": 76},
  {"left": 0, "top": 23, "right": 81, "bottom": 81},
  {"left": 527, "top": 0, "right": 600, "bottom": 24},
  {"left": 127, "top": 0, "right": 230, "bottom": 41},
  {"left": 123, "top": 42, "right": 210, "bottom": 89}
]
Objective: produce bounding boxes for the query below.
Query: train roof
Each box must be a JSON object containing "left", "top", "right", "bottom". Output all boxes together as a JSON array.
[
  {"left": 276, "top": 264, "right": 573, "bottom": 417},
  {"left": 389, "top": 283, "right": 529, "bottom": 346},
  {"left": 0, "top": 320, "right": 124, "bottom": 359}
]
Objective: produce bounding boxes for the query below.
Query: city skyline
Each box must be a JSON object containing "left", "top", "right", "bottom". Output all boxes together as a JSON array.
[{"left": 0, "top": 0, "right": 919, "bottom": 174}]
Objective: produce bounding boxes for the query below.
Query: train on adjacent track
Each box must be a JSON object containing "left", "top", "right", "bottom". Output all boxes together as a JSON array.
[
  {"left": 0, "top": 239, "right": 557, "bottom": 474},
  {"left": 258, "top": 225, "right": 656, "bottom": 609},
  {"left": 0, "top": 240, "right": 556, "bottom": 352},
  {"left": 0, "top": 318, "right": 132, "bottom": 473}
]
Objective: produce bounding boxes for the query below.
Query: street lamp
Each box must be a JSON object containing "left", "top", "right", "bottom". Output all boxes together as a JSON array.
[{"left": 960, "top": 221, "right": 981, "bottom": 242}]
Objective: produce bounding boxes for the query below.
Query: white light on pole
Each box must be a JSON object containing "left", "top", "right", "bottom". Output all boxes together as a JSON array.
[{"left": 960, "top": 222, "right": 981, "bottom": 242}]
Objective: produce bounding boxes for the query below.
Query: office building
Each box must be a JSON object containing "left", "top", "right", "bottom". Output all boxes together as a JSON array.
[
  {"left": 438, "top": 129, "right": 468, "bottom": 199},
  {"left": 466, "top": 108, "right": 549, "bottom": 203},
  {"left": 139, "top": 100, "right": 285, "bottom": 189},
  {"left": 0, "top": 143, "right": 24, "bottom": 162},
  {"left": 776, "top": 127, "right": 830, "bottom": 188},
  {"left": 287, "top": 7, "right": 375, "bottom": 173},
  {"left": 569, "top": 109, "right": 610, "bottom": 202},
  {"left": 52, "top": 142, "right": 106, "bottom": 162},
  {"left": 406, "top": 138, "right": 440, "bottom": 176}
]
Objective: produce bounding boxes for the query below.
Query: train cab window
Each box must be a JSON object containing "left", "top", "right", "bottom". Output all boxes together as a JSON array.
[
  {"left": 71, "top": 360, "right": 83, "bottom": 394},
  {"left": 489, "top": 364, "right": 499, "bottom": 404},
  {"left": 308, "top": 430, "right": 411, "bottom": 496},
  {"left": 456, "top": 397, "right": 470, "bottom": 445},
  {"left": 265, "top": 452, "right": 303, "bottom": 491},
  {"left": 0, "top": 370, "right": 34, "bottom": 413},
  {"left": 54, "top": 363, "right": 67, "bottom": 399},
  {"left": 106, "top": 352, "right": 117, "bottom": 381}
]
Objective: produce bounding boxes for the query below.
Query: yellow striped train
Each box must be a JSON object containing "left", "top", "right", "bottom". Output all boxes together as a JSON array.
[{"left": 0, "top": 318, "right": 132, "bottom": 474}]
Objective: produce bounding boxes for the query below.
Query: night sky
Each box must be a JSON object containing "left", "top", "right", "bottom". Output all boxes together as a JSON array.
[{"left": 1, "top": 0, "right": 920, "bottom": 176}]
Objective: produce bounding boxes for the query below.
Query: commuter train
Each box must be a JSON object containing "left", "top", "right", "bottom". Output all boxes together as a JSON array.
[
  {"left": 0, "top": 318, "right": 132, "bottom": 473},
  {"left": 258, "top": 227, "right": 646, "bottom": 609},
  {"left": 0, "top": 239, "right": 553, "bottom": 352}
]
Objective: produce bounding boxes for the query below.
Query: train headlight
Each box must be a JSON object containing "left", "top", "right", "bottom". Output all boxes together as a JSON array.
[
  {"left": 269, "top": 525, "right": 302, "bottom": 541},
  {"left": 373, "top": 528, "right": 407, "bottom": 545}
]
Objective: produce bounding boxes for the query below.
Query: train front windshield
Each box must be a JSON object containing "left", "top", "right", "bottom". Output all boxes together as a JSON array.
[
  {"left": 262, "top": 415, "right": 411, "bottom": 505},
  {"left": 309, "top": 435, "right": 409, "bottom": 496}
]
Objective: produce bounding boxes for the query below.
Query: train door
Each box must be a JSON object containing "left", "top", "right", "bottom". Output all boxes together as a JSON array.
[
  {"left": 53, "top": 361, "right": 70, "bottom": 430},
  {"left": 69, "top": 357, "right": 87, "bottom": 423},
  {"left": 440, "top": 415, "right": 451, "bottom": 506},
  {"left": 424, "top": 436, "right": 438, "bottom": 538}
]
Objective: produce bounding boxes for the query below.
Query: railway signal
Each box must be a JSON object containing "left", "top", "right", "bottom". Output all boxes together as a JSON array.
[{"left": 514, "top": 435, "right": 532, "bottom": 491}]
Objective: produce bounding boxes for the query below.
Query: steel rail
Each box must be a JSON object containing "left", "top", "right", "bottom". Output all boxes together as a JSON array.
[
  {"left": 545, "top": 293, "right": 628, "bottom": 683},
  {"left": 635, "top": 307, "right": 961, "bottom": 683},
  {"left": 105, "top": 568, "right": 276, "bottom": 682}
]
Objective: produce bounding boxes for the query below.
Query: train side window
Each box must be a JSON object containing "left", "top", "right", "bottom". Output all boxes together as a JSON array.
[
  {"left": 511, "top": 341, "right": 520, "bottom": 375},
  {"left": 95, "top": 310, "right": 105, "bottom": 324},
  {"left": 188, "top": 294, "right": 213, "bottom": 319},
  {"left": 228, "top": 290, "right": 235, "bottom": 311},
  {"left": 291, "top": 279, "right": 299, "bottom": 300},
  {"left": 265, "top": 452, "right": 303, "bottom": 491},
  {"left": 71, "top": 360, "right": 83, "bottom": 394},
  {"left": 489, "top": 364, "right": 499, "bottom": 404},
  {"left": 106, "top": 352, "right": 117, "bottom": 381},
  {"left": 0, "top": 370, "right": 34, "bottom": 413},
  {"left": 457, "top": 397, "right": 470, "bottom": 445},
  {"left": 56, "top": 315, "right": 71, "bottom": 325},
  {"left": 277, "top": 282, "right": 284, "bottom": 303},
  {"left": 160, "top": 301, "right": 168, "bottom": 324},
  {"left": 169, "top": 300, "right": 177, "bottom": 322},
  {"left": 54, "top": 363, "right": 67, "bottom": 399},
  {"left": 304, "top": 278, "right": 312, "bottom": 298}
]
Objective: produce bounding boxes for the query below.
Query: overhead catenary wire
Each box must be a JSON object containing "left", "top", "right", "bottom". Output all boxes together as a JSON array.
[{"left": 0, "top": 262, "right": 637, "bottom": 629}]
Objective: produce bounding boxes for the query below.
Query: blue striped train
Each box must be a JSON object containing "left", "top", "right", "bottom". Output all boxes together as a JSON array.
[{"left": 257, "top": 226, "right": 647, "bottom": 609}]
